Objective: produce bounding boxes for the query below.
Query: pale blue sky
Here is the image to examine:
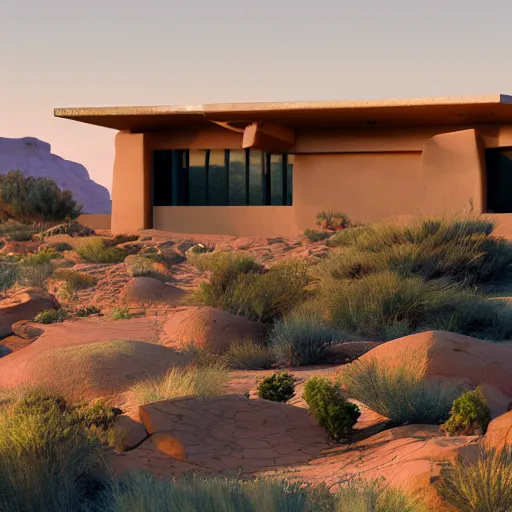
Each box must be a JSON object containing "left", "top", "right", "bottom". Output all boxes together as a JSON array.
[{"left": 2, "top": 0, "right": 512, "bottom": 192}]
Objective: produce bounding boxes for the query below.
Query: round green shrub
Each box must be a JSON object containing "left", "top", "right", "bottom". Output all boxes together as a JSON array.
[
  {"left": 53, "top": 242, "right": 73, "bottom": 252},
  {"left": 303, "top": 376, "right": 360, "bottom": 441},
  {"left": 441, "top": 387, "right": 492, "bottom": 436},
  {"left": 256, "top": 371, "right": 295, "bottom": 402},
  {"left": 34, "top": 308, "right": 68, "bottom": 324}
]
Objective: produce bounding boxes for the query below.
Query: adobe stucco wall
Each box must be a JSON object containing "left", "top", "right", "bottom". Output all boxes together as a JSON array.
[
  {"left": 110, "top": 125, "right": 512, "bottom": 236},
  {"left": 77, "top": 214, "right": 111, "bottom": 230}
]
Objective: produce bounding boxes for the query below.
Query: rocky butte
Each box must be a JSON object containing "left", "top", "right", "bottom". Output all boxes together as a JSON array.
[{"left": 0, "top": 136, "right": 111, "bottom": 214}]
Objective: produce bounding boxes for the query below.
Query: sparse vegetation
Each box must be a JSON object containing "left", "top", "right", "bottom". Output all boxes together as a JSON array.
[
  {"left": 0, "top": 263, "right": 19, "bottom": 291},
  {"left": 339, "top": 354, "right": 467, "bottom": 425},
  {"left": 256, "top": 371, "right": 295, "bottom": 402},
  {"left": 316, "top": 210, "right": 352, "bottom": 230},
  {"left": 303, "top": 229, "right": 331, "bottom": 242},
  {"left": 269, "top": 312, "right": 341, "bottom": 366},
  {"left": 441, "top": 387, "right": 492, "bottom": 436},
  {"left": 52, "top": 269, "right": 97, "bottom": 290},
  {"left": 34, "top": 308, "right": 68, "bottom": 324},
  {"left": 304, "top": 376, "right": 360, "bottom": 441},
  {"left": 104, "top": 234, "right": 139, "bottom": 247},
  {"left": 437, "top": 447, "right": 512, "bottom": 512},
  {"left": 0, "top": 170, "right": 82, "bottom": 221},
  {"left": 19, "top": 262, "right": 54, "bottom": 289},
  {"left": 111, "top": 306, "right": 131, "bottom": 320},
  {"left": 76, "top": 237, "right": 127, "bottom": 263},
  {"left": 320, "top": 271, "right": 512, "bottom": 341},
  {"left": 130, "top": 362, "right": 229, "bottom": 405},
  {"left": 224, "top": 340, "right": 275, "bottom": 370},
  {"left": 52, "top": 242, "right": 73, "bottom": 252},
  {"left": 74, "top": 305, "right": 102, "bottom": 317}
]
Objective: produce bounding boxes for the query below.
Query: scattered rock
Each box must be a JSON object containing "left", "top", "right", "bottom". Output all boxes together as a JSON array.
[
  {"left": 11, "top": 320, "right": 44, "bottom": 340},
  {"left": 112, "top": 414, "right": 148, "bottom": 452},
  {"left": 43, "top": 221, "right": 95, "bottom": 238},
  {"left": 163, "top": 306, "right": 267, "bottom": 354},
  {"left": 185, "top": 244, "right": 207, "bottom": 255},
  {"left": 0, "top": 288, "right": 59, "bottom": 338}
]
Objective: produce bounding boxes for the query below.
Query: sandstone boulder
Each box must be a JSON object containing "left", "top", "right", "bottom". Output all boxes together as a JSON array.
[
  {"left": 0, "top": 241, "right": 40, "bottom": 255},
  {"left": 11, "top": 320, "right": 44, "bottom": 340},
  {"left": 121, "top": 277, "right": 185, "bottom": 305},
  {"left": 340, "top": 331, "right": 512, "bottom": 417},
  {"left": 484, "top": 410, "right": 512, "bottom": 451},
  {"left": 0, "top": 288, "right": 59, "bottom": 338},
  {"left": 163, "top": 306, "right": 267, "bottom": 354},
  {"left": 0, "top": 335, "right": 33, "bottom": 356}
]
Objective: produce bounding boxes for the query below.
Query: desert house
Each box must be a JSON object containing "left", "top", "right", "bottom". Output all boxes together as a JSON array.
[{"left": 55, "top": 94, "right": 512, "bottom": 236}]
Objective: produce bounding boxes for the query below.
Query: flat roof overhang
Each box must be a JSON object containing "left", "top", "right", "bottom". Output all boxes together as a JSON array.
[{"left": 54, "top": 94, "right": 512, "bottom": 132}]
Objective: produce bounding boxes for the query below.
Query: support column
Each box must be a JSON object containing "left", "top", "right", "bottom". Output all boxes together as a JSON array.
[
  {"left": 111, "top": 131, "right": 151, "bottom": 233},
  {"left": 417, "top": 129, "right": 486, "bottom": 215}
]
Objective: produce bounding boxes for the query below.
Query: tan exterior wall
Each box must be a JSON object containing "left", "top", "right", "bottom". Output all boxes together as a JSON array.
[
  {"left": 110, "top": 124, "right": 512, "bottom": 237},
  {"left": 77, "top": 214, "right": 111, "bottom": 230}
]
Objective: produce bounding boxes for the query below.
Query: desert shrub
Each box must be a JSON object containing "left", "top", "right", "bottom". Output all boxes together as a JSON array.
[
  {"left": 224, "top": 340, "right": 275, "bottom": 370},
  {"left": 111, "top": 306, "right": 131, "bottom": 320},
  {"left": 74, "top": 305, "right": 102, "bottom": 317},
  {"left": 256, "top": 371, "right": 295, "bottom": 402},
  {"left": 441, "top": 387, "right": 492, "bottom": 436},
  {"left": 18, "top": 262, "right": 54, "bottom": 289},
  {"left": 76, "top": 238, "right": 127, "bottom": 263},
  {"left": 0, "top": 390, "right": 109, "bottom": 512},
  {"left": 128, "top": 256, "right": 164, "bottom": 278},
  {"left": 340, "top": 355, "right": 466, "bottom": 425},
  {"left": 321, "top": 271, "right": 512, "bottom": 341},
  {"left": 52, "top": 268, "right": 97, "bottom": 289},
  {"left": 109, "top": 472, "right": 333, "bottom": 512},
  {"left": 437, "top": 446, "right": 512, "bottom": 512},
  {"left": 7, "top": 230, "right": 33, "bottom": 242},
  {"left": 304, "top": 376, "right": 360, "bottom": 441},
  {"left": 303, "top": 229, "right": 331, "bottom": 242},
  {"left": 325, "top": 215, "right": 512, "bottom": 287},
  {"left": 334, "top": 477, "right": 428, "bottom": 512},
  {"left": 0, "top": 263, "right": 19, "bottom": 291},
  {"left": 130, "top": 362, "right": 229, "bottom": 405},
  {"left": 34, "top": 308, "right": 68, "bottom": 324},
  {"left": 221, "top": 259, "right": 311, "bottom": 323},
  {"left": 22, "top": 247, "right": 61, "bottom": 266},
  {"left": 316, "top": 210, "right": 351, "bottom": 230},
  {"left": 53, "top": 241, "right": 73, "bottom": 252},
  {"left": 269, "top": 312, "right": 341, "bottom": 366},
  {"left": 0, "top": 170, "right": 82, "bottom": 221}
]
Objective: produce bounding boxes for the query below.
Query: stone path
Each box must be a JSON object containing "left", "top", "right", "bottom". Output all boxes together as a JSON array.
[{"left": 112, "top": 395, "right": 331, "bottom": 477}]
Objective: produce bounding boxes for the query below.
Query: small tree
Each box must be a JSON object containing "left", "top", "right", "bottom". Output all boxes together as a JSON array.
[{"left": 0, "top": 170, "right": 82, "bottom": 221}]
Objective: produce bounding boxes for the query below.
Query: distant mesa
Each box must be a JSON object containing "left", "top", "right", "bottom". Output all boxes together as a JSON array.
[{"left": 0, "top": 136, "right": 111, "bottom": 214}]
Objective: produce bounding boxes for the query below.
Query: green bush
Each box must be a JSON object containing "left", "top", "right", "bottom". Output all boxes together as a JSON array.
[
  {"left": 104, "top": 234, "right": 139, "bottom": 247},
  {"left": 269, "top": 313, "right": 341, "bottom": 366},
  {"left": 304, "top": 376, "right": 360, "bottom": 441},
  {"left": 224, "top": 340, "right": 275, "bottom": 370},
  {"left": 74, "top": 305, "right": 102, "bottom": 317},
  {"left": 7, "top": 230, "right": 33, "bottom": 242},
  {"left": 22, "top": 247, "right": 61, "bottom": 266},
  {"left": 109, "top": 472, "right": 333, "bottom": 512},
  {"left": 0, "top": 170, "right": 82, "bottom": 221},
  {"left": 34, "top": 308, "right": 68, "bottom": 324},
  {"left": 256, "top": 371, "right": 295, "bottom": 402},
  {"left": 321, "top": 271, "right": 512, "bottom": 341},
  {"left": 340, "top": 355, "right": 466, "bottom": 425},
  {"left": 441, "top": 387, "right": 492, "bottom": 436},
  {"left": 76, "top": 238, "right": 127, "bottom": 263},
  {"left": 437, "top": 446, "right": 512, "bottom": 512},
  {"left": 111, "top": 306, "right": 131, "bottom": 320},
  {"left": 303, "top": 229, "right": 331, "bottom": 242},
  {"left": 53, "top": 242, "right": 73, "bottom": 252},
  {"left": 325, "top": 215, "right": 512, "bottom": 287},
  {"left": 0, "top": 263, "right": 19, "bottom": 291},
  {"left": 0, "top": 390, "right": 110, "bottom": 512}
]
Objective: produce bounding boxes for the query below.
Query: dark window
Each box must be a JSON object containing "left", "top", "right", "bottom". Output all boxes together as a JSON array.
[
  {"left": 152, "top": 149, "right": 293, "bottom": 206},
  {"left": 486, "top": 148, "right": 512, "bottom": 213}
]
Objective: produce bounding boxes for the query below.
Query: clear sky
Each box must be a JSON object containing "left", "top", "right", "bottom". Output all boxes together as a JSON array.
[{"left": 2, "top": 0, "right": 512, "bottom": 193}]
